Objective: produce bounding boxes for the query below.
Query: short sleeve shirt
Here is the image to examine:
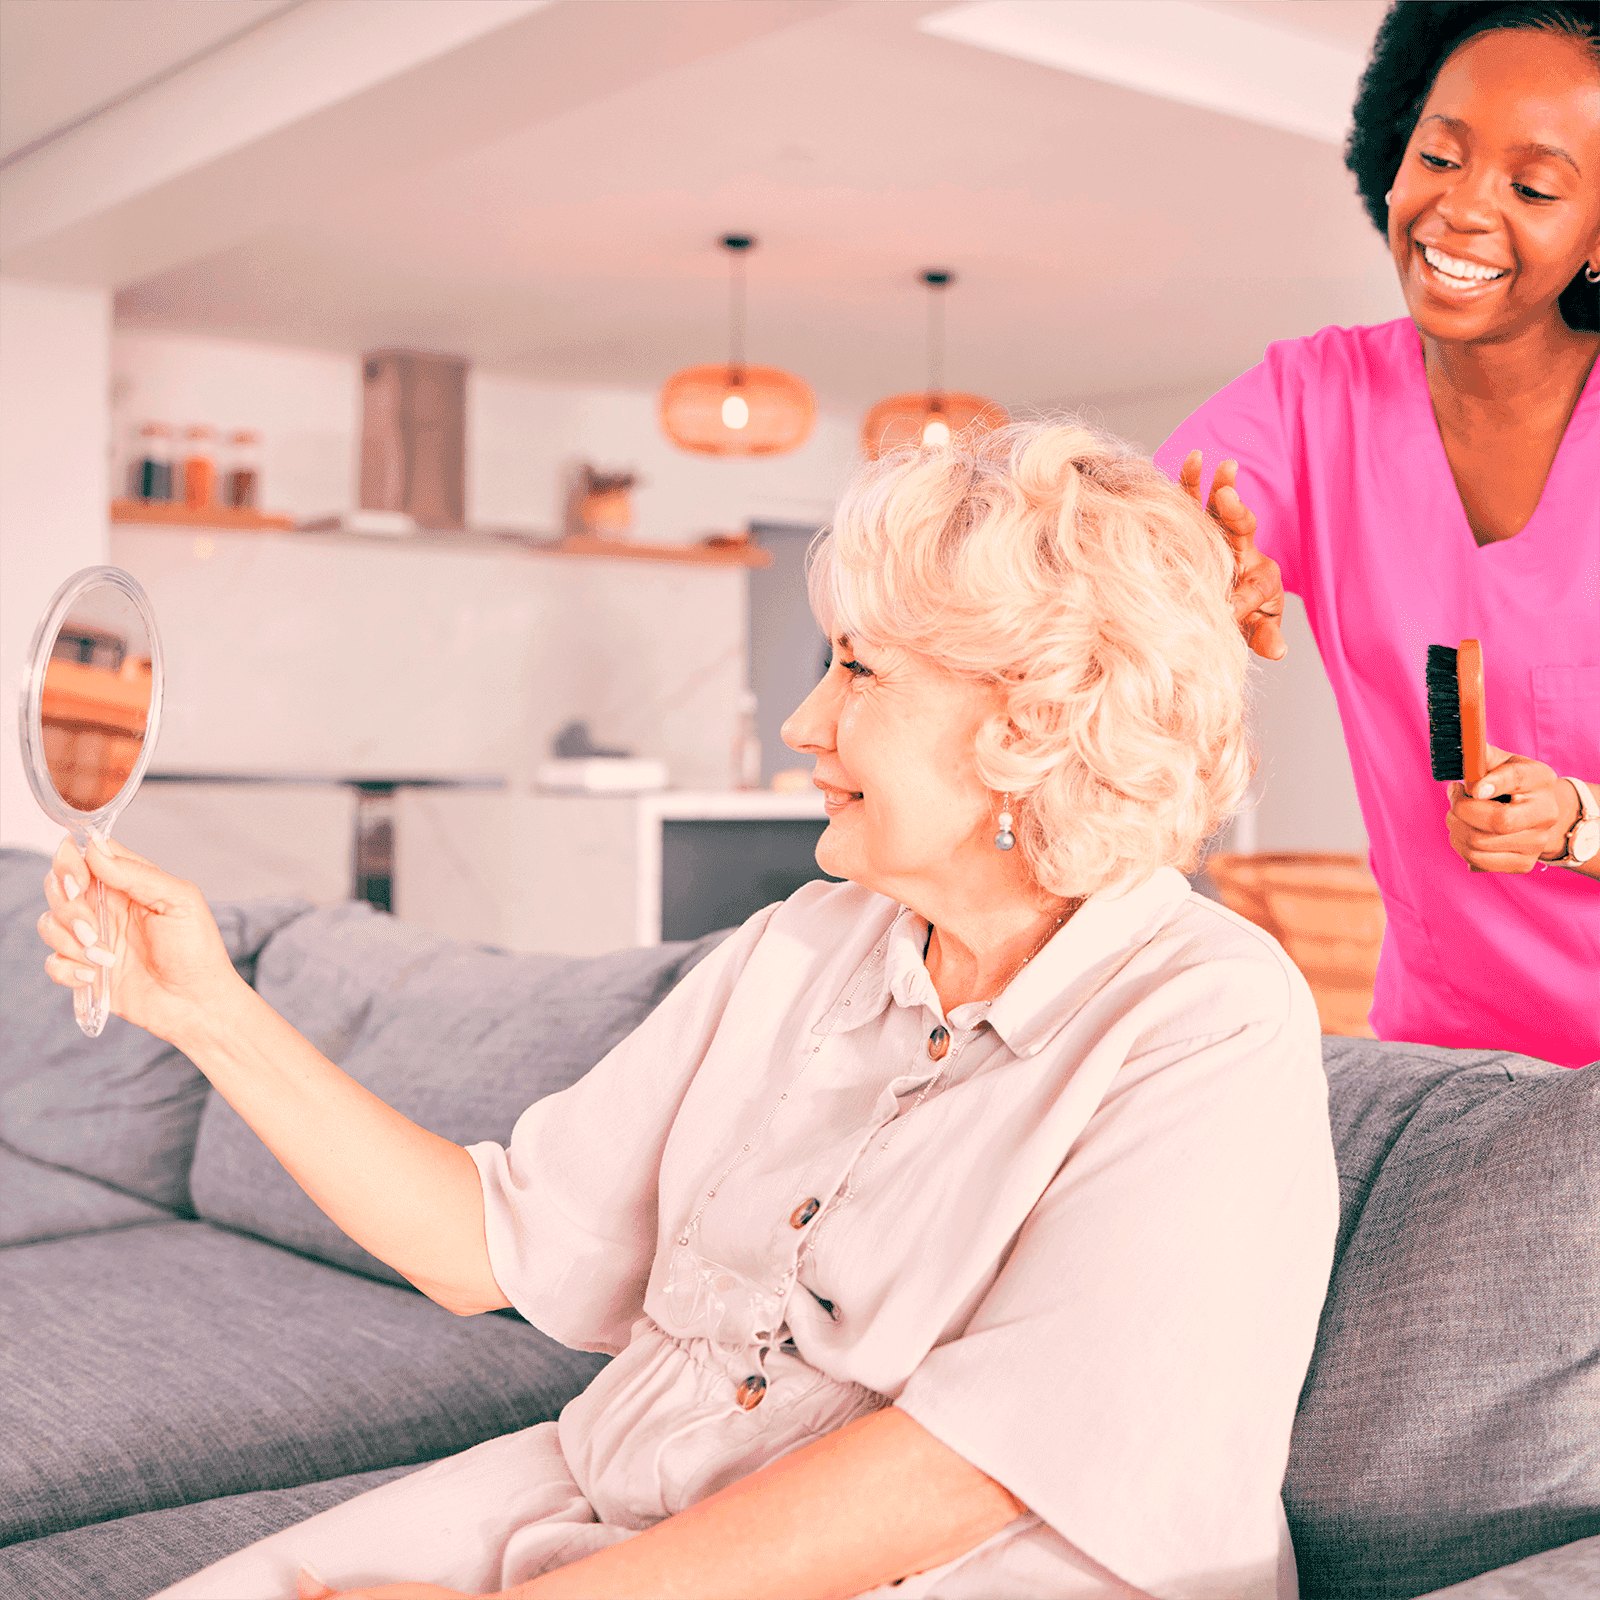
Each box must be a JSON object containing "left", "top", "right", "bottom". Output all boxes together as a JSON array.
[
  {"left": 1154, "top": 319, "right": 1600, "bottom": 1066},
  {"left": 469, "top": 872, "right": 1338, "bottom": 1597}
]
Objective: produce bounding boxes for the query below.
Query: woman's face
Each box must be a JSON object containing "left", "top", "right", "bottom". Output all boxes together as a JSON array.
[
  {"left": 1387, "top": 28, "right": 1600, "bottom": 345},
  {"left": 780, "top": 635, "right": 1013, "bottom": 904}
]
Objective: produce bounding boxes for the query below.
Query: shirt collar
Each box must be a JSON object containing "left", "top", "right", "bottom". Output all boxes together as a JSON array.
[
  {"left": 824, "top": 868, "right": 1193, "bottom": 1051},
  {"left": 987, "top": 867, "right": 1193, "bottom": 1055}
]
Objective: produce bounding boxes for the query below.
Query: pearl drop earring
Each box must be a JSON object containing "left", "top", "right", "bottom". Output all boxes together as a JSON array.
[
  {"left": 994, "top": 795, "right": 1015, "bottom": 852},
  {"left": 1384, "top": 189, "right": 1394, "bottom": 205}
]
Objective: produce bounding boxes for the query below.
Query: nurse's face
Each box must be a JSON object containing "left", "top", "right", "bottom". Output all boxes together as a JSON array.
[
  {"left": 1387, "top": 27, "right": 1600, "bottom": 344},
  {"left": 780, "top": 635, "right": 1010, "bottom": 905}
]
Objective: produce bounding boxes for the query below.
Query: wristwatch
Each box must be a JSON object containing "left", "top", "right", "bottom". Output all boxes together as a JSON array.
[{"left": 1555, "top": 777, "right": 1599, "bottom": 867}]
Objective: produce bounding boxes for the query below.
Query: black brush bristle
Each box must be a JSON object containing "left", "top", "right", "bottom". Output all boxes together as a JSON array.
[{"left": 1425, "top": 643, "right": 1463, "bottom": 781}]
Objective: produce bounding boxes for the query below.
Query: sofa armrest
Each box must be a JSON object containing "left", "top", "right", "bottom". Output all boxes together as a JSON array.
[{"left": 1410, "top": 1536, "right": 1600, "bottom": 1599}]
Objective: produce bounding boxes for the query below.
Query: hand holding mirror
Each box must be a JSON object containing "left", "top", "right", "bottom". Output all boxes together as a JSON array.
[{"left": 19, "top": 566, "right": 164, "bottom": 1037}]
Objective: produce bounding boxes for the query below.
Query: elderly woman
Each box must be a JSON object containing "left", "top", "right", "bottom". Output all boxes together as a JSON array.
[{"left": 39, "top": 421, "right": 1337, "bottom": 1600}]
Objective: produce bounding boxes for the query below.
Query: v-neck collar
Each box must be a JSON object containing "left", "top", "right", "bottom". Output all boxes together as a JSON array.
[{"left": 1403, "top": 319, "right": 1600, "bottom": 559}]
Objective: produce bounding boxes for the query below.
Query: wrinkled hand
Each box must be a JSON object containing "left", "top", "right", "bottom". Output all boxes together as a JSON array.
[
  {"left": 1445, "top": 746, "right": 1580, "bottom": 873},
  {"left": 1178, "top": 450, "right": 1286, "bottom": 661},
  {"left": 38, "top": 834, "right": 248, "bottom": 1043}
]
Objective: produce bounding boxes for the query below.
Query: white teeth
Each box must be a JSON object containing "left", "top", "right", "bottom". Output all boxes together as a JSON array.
[{"left": 1422, "top": 244, "right": 1506, "bottom": 282}]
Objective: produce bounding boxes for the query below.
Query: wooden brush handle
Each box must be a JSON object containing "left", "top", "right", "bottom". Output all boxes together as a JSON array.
[{"left": 1456, "top": 639, "right": 1491, "bottom": 791}]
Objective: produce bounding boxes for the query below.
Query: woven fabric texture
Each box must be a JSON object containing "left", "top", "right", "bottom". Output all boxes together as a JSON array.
[
  {"left": 0, "top": 847, "right": 307, "bottom": 1210},
  {"left": 0, "top": 1221, "right": 607, "bottom": 1544},
  {"left": 1287, "top": 1040, "right": 1600, "bottom": 1597},
  {"left": 0, "top": 1463, "right": 425, "bottom": 1600}
]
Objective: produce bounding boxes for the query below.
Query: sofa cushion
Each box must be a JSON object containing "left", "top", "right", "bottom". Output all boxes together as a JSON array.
[
  {"left": 0, "top": 1142, "right": 177, "bottom": 1247},
  {"left": 0, "top": 1220, "right": 607, "bottom": 1543},
  {"left": 188, "top": 901, "right": 728, "bottom": 1285},
  {"left": 1287, "top": 1040, "right": 1600, "bottom": 1598},
  {"left": 0, "top": 1463, "right": 427, "bottom": 1600},
  {"left": 1411, "top": 1534, "right": 1600, "bottom": 1599},
  {"left": 0, "top": 847, "right": 308, "bottom": 1211}
]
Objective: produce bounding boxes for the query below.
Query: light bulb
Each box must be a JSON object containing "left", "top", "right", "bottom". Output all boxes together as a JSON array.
[
  {"left": 722, "top": 393, "right": 750, "bottom": 430},
  {"left": 921, "top": 416, "right": 951, "bottom": 447}
]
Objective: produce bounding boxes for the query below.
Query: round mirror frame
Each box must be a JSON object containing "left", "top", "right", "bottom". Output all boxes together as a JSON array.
[{"left": 18, "top": 565, "right": 166, "bottom": 839}]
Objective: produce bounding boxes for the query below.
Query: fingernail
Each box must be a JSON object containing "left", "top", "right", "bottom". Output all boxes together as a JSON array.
[
  {"left": 296, "top": 1563, "right": 327, "bottom": 1598},
  {"left": 72, "top": 919, "right": 98, "bottom": 946},
  {"left": 74, "top": 966, "right": 96, "bottom": 983},
  {"left": 1475, "top": 781, "right": 1494, "bottom": 799},
  {"left": 62, "top": 875, "right": 81, "bottom": 900},
  {"left": 86, "top": 946, "right": 116, "bottom": 968}
]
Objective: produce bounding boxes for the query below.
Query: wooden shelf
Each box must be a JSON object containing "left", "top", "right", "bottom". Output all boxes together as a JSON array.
[
  {"left": 112, "top": 500, "right": 295, "bottom": 530},
  {"left": 111, "top": 508, "right": 773, "bottom": 567}
]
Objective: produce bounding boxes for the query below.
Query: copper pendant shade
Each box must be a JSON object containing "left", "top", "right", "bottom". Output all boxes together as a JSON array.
[
  {"left": 860, "top": 270, "right": 1007, "bottom": 459},
  {"left": 660, "top": 236, "right": 814, "bottom": 456}
]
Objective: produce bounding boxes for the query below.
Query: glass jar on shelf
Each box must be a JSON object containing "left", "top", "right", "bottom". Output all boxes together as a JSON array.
[
  {"left": 130, "top": 423, "right": 174, "bottom": 501},
  {"left": 182, "top": 425, "right": 216, "bottom": 511},
  {"left": 223, "top": 429, "right": 261, "bottom": 510}
]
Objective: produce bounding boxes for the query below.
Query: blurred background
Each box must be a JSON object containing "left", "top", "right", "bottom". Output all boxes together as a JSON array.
[{"left": 0, "top": 0, "right": 1388, "bottom": 1006}]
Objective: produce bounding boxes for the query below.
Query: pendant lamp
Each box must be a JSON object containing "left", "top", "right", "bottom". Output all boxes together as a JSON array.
[
  {"left": 660, "top": 236, "right": 815, "bottom": 456},
  {"left": 860, "top": 270, "right": 1008, "bottom": 458}
]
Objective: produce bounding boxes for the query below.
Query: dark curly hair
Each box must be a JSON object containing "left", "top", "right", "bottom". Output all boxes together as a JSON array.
[{"left": 1345, "top": 2, "right": 1600, "bottom": 331}]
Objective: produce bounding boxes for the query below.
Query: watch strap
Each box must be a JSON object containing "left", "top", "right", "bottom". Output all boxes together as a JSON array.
[{"left": 1558, "top": 777, "right": 1598, "bottom": 865}]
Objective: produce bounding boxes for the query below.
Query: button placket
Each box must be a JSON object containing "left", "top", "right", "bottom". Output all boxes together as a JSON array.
[{"left": 663, "top": 937, "right": 893, "bottom": 1405}]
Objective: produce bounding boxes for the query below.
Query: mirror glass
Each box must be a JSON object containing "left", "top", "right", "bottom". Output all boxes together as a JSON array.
[
  {"left": 41, "top": 588, "right": 154, "bottom": 812},
  {"left": 20, "top": 567, "right": 164, "bottom": 1039},
  {"left": 21, "top": 566, "right": 164, "bottom": 835}
]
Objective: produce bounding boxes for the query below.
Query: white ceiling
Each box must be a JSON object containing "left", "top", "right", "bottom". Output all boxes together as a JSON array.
[
  {"left": 0, "top": 0, "right": 296, "bottom": 163},
  {"left": 6, "top": 0, "right": 1403, "bottom": 409}
]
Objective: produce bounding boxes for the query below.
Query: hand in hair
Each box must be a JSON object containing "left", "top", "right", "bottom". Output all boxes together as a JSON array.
[{"left": 1179, "top": 450, "right": 1287, "bottom": 661}]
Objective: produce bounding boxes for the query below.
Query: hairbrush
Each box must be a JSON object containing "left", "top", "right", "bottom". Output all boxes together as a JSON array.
[{"left": 1425, "top": 639, "right": 1510, "bottom": 803}]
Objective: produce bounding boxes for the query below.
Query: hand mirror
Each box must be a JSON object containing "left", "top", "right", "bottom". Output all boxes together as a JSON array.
[{"left": 19, "top": 566, "right": 164, "bottom": 1037}]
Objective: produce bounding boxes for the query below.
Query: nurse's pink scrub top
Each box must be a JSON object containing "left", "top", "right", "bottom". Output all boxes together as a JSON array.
[{"left": 1156, "top": 318, "right": 1600, "bottom": 1069}]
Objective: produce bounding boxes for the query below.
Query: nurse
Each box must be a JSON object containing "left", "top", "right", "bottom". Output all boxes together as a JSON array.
[{"left": 1158, "top": 0, "right": 1600, "bottom": 1067}]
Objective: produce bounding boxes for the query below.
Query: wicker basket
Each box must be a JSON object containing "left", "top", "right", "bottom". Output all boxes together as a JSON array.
[{"left": 1202, "top": 852, "right": 1385, "bottom": 1037}]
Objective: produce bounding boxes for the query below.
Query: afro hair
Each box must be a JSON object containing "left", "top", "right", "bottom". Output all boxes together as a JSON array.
[{"left": 1345, "top": 1, "right": 1600, "bottom": 331}]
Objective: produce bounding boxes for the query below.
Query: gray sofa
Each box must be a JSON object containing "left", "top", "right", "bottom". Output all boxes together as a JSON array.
[{"left": 0, "top": 845, "right": 1594, "bottom": 1599}]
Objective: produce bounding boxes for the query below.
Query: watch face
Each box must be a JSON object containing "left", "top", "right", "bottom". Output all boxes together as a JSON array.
[{"left": 1574, "top": 819, "right": 1600, "bottom": 864}]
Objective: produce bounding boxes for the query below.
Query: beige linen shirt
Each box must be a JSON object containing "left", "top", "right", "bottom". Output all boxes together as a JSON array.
[{"left": 468, "top": 867, "right": 1339, "bottom": 1599}]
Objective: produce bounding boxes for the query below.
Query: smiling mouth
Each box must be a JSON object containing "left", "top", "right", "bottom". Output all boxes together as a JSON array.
[
  {"left": 815, "top": 782, "right": 863, "bottom": 814},
  {"left": 1418, "top": 242, "right": 1509, "bottom": 289}
]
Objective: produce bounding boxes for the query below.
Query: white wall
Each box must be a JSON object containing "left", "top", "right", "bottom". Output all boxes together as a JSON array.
[{"left": 0, "top": 278, "right": 111, "bottom": 851}]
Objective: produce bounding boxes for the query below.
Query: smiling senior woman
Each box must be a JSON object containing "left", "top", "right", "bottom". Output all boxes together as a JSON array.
[{"left": 41, "top": 422, "right": 1338, "bottom": 1600}]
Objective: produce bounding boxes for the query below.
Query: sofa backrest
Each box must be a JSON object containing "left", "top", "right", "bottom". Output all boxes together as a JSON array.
[
  {"left": 185, "top": 899, "right": 728, "bottom": 1286},
  {"left": 0, "top": 848, "right": 305, "bottom": 1211},
  {"left": 1287, "top": 1038, "right": 1600, "bottom": 1597}
]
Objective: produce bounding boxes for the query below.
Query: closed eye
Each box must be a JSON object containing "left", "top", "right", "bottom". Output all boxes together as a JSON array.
[{"left": 840, "top": 658, "right": 872, "bottom": 678}]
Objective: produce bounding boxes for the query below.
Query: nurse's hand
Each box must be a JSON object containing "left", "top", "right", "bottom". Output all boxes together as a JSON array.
[
  {"left": 1445, "top": 746, "right": 1580, "bottom": 872},
  {"left": 38, "top": 834, "right": 246, "bottom": 1044},
  {"left": 1179, "top": 450, "right": 1287, "bottom": 661}
]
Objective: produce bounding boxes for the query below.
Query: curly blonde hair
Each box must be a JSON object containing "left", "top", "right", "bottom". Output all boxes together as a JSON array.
[{"left": 809, "top": 419, "right": 1252, "bottom": 898}]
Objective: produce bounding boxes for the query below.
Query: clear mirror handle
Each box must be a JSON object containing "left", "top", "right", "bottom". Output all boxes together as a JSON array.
[{"left": 73, "top": 875, "right": 112, "bottom": 1038}]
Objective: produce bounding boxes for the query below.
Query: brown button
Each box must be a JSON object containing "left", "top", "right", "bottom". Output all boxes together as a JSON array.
[
  {"left": 928, "top": 1025, "right": 950, "bottom": 1061},
  {"left": 736, "top": 1373, "right": 767, "bottom": 1410},
  {"left": 790, "top": 1197, "right": 821, "bottom": 1229}
]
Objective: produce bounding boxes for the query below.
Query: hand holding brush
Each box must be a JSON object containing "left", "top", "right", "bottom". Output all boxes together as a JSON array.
[{"left": 1426, "top": 639, "right": 1589, "bottom": 874}]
